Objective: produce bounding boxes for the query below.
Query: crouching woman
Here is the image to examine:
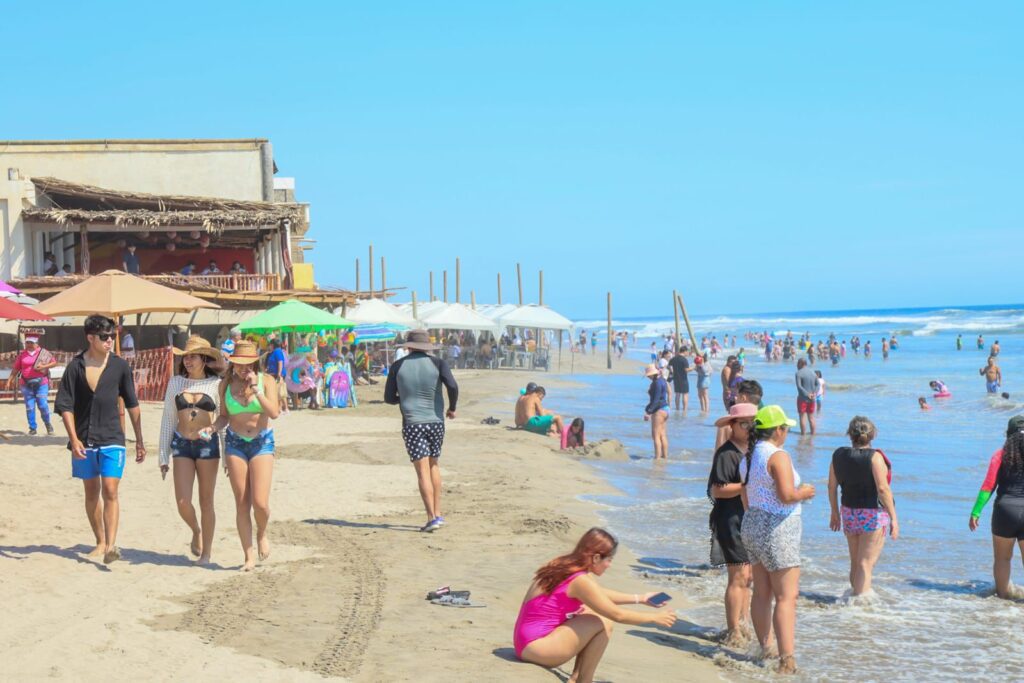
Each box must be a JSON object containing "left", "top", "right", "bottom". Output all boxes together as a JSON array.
[{"left": 513, "top": 528, "right": 677, "bottom": 683}]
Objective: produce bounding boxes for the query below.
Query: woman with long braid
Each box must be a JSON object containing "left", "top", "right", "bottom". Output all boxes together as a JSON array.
[
  {"left": 969, "top": 415, "right": 1024, "bottom": 599},
  {"left": 739, "top": 406, "right": 815, "bottom": 674}
]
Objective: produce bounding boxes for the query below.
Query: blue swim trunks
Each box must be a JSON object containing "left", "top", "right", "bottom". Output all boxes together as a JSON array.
[
  {"left": 987, "top": 380, "right": 1000, "bottom": 393},
  {"left": 72, "top": 445, "right": 126, "bottom": 480}
]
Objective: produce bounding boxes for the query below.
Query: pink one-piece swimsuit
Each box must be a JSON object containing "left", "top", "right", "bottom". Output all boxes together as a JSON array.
[{"left": 513, "top": 571, "right": 586, "bottom": 658}]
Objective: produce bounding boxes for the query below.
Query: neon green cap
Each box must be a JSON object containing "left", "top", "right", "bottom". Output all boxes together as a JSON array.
[{"left": 754, "top": 405, "right": 797, "bottom": 430}]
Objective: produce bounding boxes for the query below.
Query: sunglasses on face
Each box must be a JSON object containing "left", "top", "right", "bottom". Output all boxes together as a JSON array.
[
  {"left": 93, "top": 333, "right": 116, "bottom": 342},
  {"left": 735, "top": 421, "right": 753, "bottom": 429}
]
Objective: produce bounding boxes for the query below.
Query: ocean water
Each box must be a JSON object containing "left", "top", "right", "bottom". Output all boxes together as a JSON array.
[{"left": 555, "top": 305, "right": 1024, "bottom": 682}]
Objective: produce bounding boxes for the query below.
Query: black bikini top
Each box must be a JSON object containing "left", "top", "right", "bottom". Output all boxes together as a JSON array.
[{"left": 175, "top": 393, "right": 216, "bottom": 412}]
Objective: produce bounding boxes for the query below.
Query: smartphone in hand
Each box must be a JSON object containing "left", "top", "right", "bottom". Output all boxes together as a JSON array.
[{"left": 648, "top": 592, "right": 672, "bottom": 607}]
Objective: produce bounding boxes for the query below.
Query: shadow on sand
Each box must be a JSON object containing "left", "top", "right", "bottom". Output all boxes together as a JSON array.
[{"left": 303, "top": 518, "right": 423, "bottom": 533}]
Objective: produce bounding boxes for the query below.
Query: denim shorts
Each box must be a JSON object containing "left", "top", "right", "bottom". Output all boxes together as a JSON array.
[
  {"left": 224, "top": 428, "right": 275, "bottom": 461},
  {"left": 171, "top": 432, "right": 221, "bottom": 460}
]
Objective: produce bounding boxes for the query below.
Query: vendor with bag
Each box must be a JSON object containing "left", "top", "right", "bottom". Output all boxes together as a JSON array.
[{"left": 11, "top": 335, "right": 57, "bottom": 435}]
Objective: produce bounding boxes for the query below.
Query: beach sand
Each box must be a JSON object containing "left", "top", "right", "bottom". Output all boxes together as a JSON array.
[{"left": 0, "top": 350, "right": 725, "bottom": 682}]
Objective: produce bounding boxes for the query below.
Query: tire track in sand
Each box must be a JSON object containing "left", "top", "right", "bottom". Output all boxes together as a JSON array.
[{"left": 150, "top": 520, "right": 383, "bottom": 679}]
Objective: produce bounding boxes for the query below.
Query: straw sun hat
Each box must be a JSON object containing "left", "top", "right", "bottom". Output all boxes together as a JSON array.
[
  {"left": 227, "top": 339, "right": 261, "bottom": 365},
  {"left": 401, "top": 329, "right": 438, "bottom": 352},
  {"left": 172, "top": 335, "right": 221, "bottom": 361}
]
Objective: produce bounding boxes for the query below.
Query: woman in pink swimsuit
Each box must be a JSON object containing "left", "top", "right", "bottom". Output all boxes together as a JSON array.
[{"left": 513, "top": 528, "right": 676, "bottom": 683}]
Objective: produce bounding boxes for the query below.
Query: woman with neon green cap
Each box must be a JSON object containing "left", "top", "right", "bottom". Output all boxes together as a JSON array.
[
  {"left": 739, "top": 405, "right": 815, "bottom": 674},
  {"left": 969, "top": 415, "right": 1024, "bottom": 599}
]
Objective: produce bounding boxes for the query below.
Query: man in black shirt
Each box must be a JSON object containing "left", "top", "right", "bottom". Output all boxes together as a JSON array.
[
  {"left": 667, "top": 348, "right": 691, "bottom": 412},
  {"left": 122, "top": 244, "right": 140, "bottom": 274},
  {"left": 55, "top": 315, "right": 146, "bottom": 564}
]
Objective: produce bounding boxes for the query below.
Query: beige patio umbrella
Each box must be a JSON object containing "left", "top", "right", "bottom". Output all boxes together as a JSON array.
[{"left": 35, "top": 269, "right": 219, "bottom": 353}]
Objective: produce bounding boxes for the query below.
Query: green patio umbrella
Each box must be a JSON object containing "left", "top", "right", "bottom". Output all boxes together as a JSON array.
[{"left": 238, "top": 299, "right": 354, "bottom": 334}]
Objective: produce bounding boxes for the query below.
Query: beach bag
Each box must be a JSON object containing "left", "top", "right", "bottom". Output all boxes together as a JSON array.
[{"left": 32, "top": 348, "right": 54, "bottom": 378}]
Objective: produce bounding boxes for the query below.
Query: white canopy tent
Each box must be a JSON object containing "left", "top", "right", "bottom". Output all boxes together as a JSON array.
[
  {"left": 340, "top": 298, "right": 418, "bottom": 327},
  {"left": 418, "top": 302, "right": 501, "bottom": 335},
  {"left": 495, "top": 304, "right": 574, "bottom": 332}
]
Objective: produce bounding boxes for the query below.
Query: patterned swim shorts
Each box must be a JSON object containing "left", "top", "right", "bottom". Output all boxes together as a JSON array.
[
  {"left": 841, "top": 506, "right": 891, "bottom": 535},
  {"left": 402, "top": 422, "right": 445, "bottom": 462},
  {"left": 740, "top": 507, "right": 802, "bottom": 572}
]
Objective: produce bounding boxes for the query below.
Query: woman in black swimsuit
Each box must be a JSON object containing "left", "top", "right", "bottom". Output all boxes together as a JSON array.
[{"left": 158, "top": 336, "right": 223, "bottom": 564}]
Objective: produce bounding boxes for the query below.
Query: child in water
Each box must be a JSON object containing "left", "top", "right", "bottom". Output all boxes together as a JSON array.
[{"left": 918, "top": 397, "right": 930, "bottom": 411}]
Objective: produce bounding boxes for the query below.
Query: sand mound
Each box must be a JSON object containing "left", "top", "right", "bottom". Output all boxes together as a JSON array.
[{"left": 566, "top": 438, "right": 630, "bottom": 461}]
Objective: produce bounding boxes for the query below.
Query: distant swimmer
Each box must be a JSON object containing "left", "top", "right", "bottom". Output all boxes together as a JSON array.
[
  {"left": 1002, "top": 392, "right": 1011, "bottom": 400},
  {"left": 991, "top": 340, "right": 1001, "bottom": 357},
  {"left": 978, "top": 334, "right": 985, "bottom": 350},
  {"left": 881, "top": 338, "right": 890, "bottom": 360},
  {"left": 980, "top": 357, "right": 1002, "bottom": 394},
  {"left": 957, "top": 334, "right": 963, "bottom": 351},
  {"left": 864, "top": 340, "right": 872, "bottom": 357},
  {"left": 919, "top": 397, "right": 930, "bottom": 410}
]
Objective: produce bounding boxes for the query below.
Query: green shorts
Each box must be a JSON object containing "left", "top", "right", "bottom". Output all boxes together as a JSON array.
[{"left": 524, "top": 415, "right": 555, "bottom": 434}]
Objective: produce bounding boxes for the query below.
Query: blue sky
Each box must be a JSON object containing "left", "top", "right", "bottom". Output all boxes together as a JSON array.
[{"left": 3, "top": 2, "right": 1021, "bottom": 318}]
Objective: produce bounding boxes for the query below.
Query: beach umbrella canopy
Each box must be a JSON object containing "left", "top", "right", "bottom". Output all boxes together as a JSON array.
[
  {"left": 238, "top": 299, "right": 354, "bottom": 334},
  {"left": 0, "top": 297, "right": 54, "bottom": 321},
  {"left": 496, "top": 304, "right": 575, "bottom": 332},
  {"left": 351, "top": 323, "right": 404, "bottom": 343},
  {"left": 34, "top": 270, "right": 218, "bottom": 317},
  {"left": 0, "top": 281, "right": 22, "bottom": 295},
  {"left": 419, "top": 302, "right": 501, "bottom": 335},
  {"left": 342, "top": 298, "right": 418, "bottom": 327}
]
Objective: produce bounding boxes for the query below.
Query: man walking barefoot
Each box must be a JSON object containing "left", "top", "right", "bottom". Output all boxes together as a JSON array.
[
  {"left": 384, "top": 329, "right": 458, "bottom": 532},
  {"left": 55, "top": 315, "right": 146, "bottom": 564}
]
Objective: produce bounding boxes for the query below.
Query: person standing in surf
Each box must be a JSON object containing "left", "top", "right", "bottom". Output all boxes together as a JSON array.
[
  {"left": 828, "top": 417, "right": 899, "bottom": 596},
  {"left": 969, "top": 415, "right": 1024, "bottom": 599},
  {"left": 794, "top": 359, "right": 817, "bottom": 435},
  {"left": 980, "top": 357, "right": 1002, "bottom": 394},
  {"left": 55, "top": 315, "right": 146, "bottom": 565},
  {"left": 643, "top": 364, "right": 670, "bottom": 460}
]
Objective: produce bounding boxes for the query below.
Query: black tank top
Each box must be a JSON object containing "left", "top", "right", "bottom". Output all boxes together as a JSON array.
[
  {"left": 832, "top": 447, "right": 886, "bottom": 509},
  {"left": 997, "top": 458, "right": 1024, "bottom": 499}
]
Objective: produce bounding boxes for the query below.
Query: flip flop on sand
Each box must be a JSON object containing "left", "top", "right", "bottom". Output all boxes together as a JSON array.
[
  {"left": 480, "top": 417, "right": 501, "bottom": 425},
  {"left": 430, "top": 595, "right": 485, "bottom": 608},
  {"left": 426, "top": 588, "right": 470, "bottom": 601}
]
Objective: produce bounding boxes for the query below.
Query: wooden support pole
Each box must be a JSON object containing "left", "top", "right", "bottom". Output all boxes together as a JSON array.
[
  {"left": 516, "top": 263, "right": 523, "bottom": 305},
  {"left": 412, "top": 290, "right": 419, "bottom": 321},
  {"left": 455, "top": 257, "right": 461, "bottom": 303},
  {"left": 381, "top": 256, "right": 386, "bottom": 294},
  {"left": 355, "top": 258, "right": 360, "bottom": 291},
  {"left": 676, "top": 292, "right": 699, "bottom": 351},
  {"left": 429, "top": 271, "right": 435, "bottom": 301},
  {"left": 470, "top": 290, "right": 476, "bottom": 310},
  {"left": 443, "top": 270, "right": 448, "bottom": 303},
  {"left": 497, "top": 273, "right": 502, "bottom": 305},
  {"left": 368, "top": 244, "right": 374, "bottom": 295},
  {"left": 606, "top": 292, "right": 613, "bottom": 370},
  {"left": 673, "top": 289, "right": 681, "bottom": 353},
  {"left": 539, "top": 270, "right": 544, "bottom": 306}
]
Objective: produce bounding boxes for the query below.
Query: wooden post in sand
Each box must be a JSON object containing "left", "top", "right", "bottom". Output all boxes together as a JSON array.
[
  {"left": 606, "top": 292, "right": 613, "bottom": 370},
  {"left": 356, "top": 259, "right": 361, "bottom": 291},
  {"left": 443, "top": 270, "right": 448, "bottom": 303},
  {"left": 516, "top": 263, "right": 523, "bottom": 305},
  {"left": 368, "top": 244, "right": 374, "bottom": 296},
  {"left": 381, "top": 256, "right": 386, "bottom": 295},
  {"left": 455, "top": 257, "right": 461, "bottom": 303},
  {"left": 470, "top": 290, "right": 476, "bottom": 310},
  {"left": 429, "top": 271, "right": 435, "bottom": 301},
  {"left": 539, "top": 270, "right": 544, "bottom": 306},
  {"left": 676, "top": 292, "right": 699, "bottom": 350},
  {"left": 497, "top": 273, "right": 503, "bottom": 305},
  {"left": 412, "top": 291, "right": 419, "bottom": 321},
  {"left": 673, "top": 290, "right": 682, "bottom": 353}
]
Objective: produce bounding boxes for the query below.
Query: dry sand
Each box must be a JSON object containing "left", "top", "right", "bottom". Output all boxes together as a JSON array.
[{"left": 0, "top": 350, "right": 729, "bottom": 682}]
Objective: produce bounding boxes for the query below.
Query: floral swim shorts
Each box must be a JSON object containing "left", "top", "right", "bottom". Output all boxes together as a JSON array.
[{"left": 841, "top": 506, "right": 891, "bottom": 534}]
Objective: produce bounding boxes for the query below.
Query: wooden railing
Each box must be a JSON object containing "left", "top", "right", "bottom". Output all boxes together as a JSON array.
[
  {"left": 144, "top": 273, "right": 281, "bottom": 292},
  {"left": 1, "top": 347, "right": 173, "bottom": 402}
]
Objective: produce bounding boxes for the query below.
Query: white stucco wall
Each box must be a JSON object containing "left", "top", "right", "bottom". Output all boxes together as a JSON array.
[{"left": 0, "top": 140, "right": 271, "bottom": 280}]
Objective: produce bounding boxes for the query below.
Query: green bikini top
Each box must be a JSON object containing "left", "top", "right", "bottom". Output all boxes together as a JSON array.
[{"left": 225, "top": 374, "right": 264, "bottom": 415}]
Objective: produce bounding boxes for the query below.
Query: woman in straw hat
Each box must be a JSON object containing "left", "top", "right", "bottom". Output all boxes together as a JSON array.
[
  {"left": 213, "top": 339, "right": 281, "bottom": 571},
  {"left": 642, "top": 364, "right": 670, "bottom": 459},
  {"left": 158, "top": 336, "right": 224, "bottom": 565},
  {"left": 738, "top": 405, "right": 815, "bottom": 674},
  {"left": 708, "top": 402, "right": 757, "bottom": 646}
]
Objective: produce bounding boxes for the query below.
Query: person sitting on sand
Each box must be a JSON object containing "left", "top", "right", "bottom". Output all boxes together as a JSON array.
[
  {"left": 54, "top": 315, "right": 146, "bottom": 565},
  {"left": 828, "top": 417, "right": 899, "bottom": 597},
  {"left": 919, "top": 397, "right": 930, "bottom": 410},
  {"left": 515, "top": 386, "right": 564, "bottom": 437},
  {"left": 969, "top": 415, "right": 1024, "bottom": 599},
  {"left": 513, "top": 528, "right": 676, "bottom": 683},
  {"left": 981, "top": 357, "right": 1002, "bottom": 394},
  {"left": 561, "top": 417, "right": 586, "bottom": 450}
]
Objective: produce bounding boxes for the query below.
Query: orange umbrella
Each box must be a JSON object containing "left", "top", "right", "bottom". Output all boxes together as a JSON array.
[
  {"left": 35, "top": 269, "right": 219, "bottom": 317},
  {"left": 0, "top": 297, "right": 54, "bottom": 321}
]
